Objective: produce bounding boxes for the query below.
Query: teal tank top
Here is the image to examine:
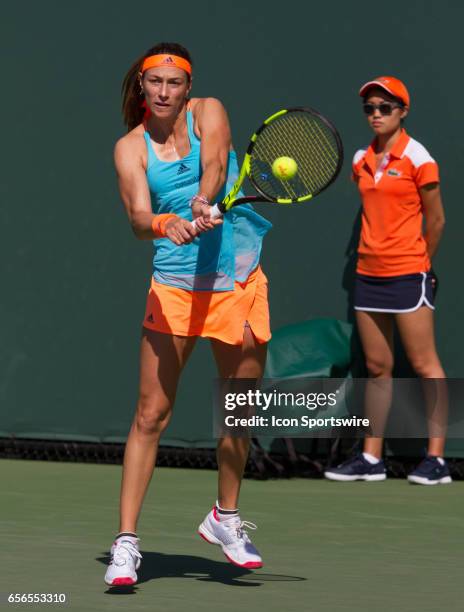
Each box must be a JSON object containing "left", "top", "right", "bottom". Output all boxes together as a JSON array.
[{"left": 144, "top": 110, "right": 272, "bottom": 291}]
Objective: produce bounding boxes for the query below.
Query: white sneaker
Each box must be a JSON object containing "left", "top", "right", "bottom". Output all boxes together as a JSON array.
[
  {"left": 104, "top": 535, "right": 142, "bottom": 586},
  {"left": 198, "top": 507, "right": 263, "bottom": 569}
]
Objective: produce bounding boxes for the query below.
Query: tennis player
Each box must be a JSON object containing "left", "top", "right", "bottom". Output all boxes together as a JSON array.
[
  {"left": 104, "top": 43, "right": 272, "bottom": 586},
  {"left": 325, "top": 76, "right": 450, "bottom": 485}
]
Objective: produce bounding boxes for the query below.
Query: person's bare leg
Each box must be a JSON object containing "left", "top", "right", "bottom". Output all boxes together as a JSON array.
[
  {"left": 395, "top": 307, "right": 447, "bottom": 456},
  {"left": 210, "top": 326, "right": 267, "bottom": 509},
  {"left": 119, "top": 330, "right": 196, "bottom": 533},
  {"left": 356, "top": 311, "right": 394, "bottom": 458}
]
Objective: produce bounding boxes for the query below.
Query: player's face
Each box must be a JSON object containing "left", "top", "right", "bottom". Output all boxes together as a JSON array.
[
  {"left": 364, "top": 88, "right": 408, "bottom": 136},
  {"left": 142, "top": 66, "right": 191, "bottom": 119}
]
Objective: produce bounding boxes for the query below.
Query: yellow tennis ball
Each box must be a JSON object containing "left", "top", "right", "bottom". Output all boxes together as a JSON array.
[{"left": 272, "top": 156, "right": 298, "bottom": 180}]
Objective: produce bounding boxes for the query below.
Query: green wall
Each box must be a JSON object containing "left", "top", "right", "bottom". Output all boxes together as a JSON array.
[{"left": 1, "top": 0, "right": 462, "bottom": 444}]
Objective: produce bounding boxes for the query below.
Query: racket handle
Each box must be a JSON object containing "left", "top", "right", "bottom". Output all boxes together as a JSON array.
[{"left": 191, "top": 203, "right": 223, "bottom": 231}]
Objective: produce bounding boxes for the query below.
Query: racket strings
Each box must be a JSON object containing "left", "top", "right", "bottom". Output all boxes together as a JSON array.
[
  {"left": 254, "top": 130, "right": 304, "bottom": 199},
  {"left": 250, "top": 110, "right": 341, "bottom": 201},
  {"left": 306, "top": 118, "right": 340, "bottom": 177},
  {"left": 272, "top": 114, "right": 337, "bottom": 195},
  {"left": 287, "top": 116, "right": 334, "bottom": 194},
  {"left": 286, "top": 113, "right": 340, "bottom": 182}
]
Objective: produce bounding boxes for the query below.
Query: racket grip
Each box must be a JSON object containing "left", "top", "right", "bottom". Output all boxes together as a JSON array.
[{"left": 191, "top": 203, "right": 223, "bottom": 231}]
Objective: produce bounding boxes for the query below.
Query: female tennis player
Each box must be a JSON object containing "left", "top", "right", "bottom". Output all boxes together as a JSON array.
[
  {"left": 104, "top": 43, "right": 272, "bottom": 586},
  {"left": 325, "top": 76, "right": 450, "bottom": 485}
]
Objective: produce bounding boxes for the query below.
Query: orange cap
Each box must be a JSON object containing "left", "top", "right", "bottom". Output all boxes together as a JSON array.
[
  {"left": 359, "top": 76, "right": 410, "bottom": 107},
  {"left": 141, "top": 54, "right": 192, "bottom": 76}
]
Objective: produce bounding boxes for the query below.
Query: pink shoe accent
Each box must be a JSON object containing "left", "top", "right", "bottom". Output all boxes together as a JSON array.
[
  {"left": 198, "top": 531, "right": 214, "bottom": 544},
  {"left": 111, "top": 577, "right": 136, "bottom": 586},
  {"left": 223, "top": 551, "right": 263, "bottom": 569},
  {"left": 212, "top": 506, "right": 220, "bottom": 521}
]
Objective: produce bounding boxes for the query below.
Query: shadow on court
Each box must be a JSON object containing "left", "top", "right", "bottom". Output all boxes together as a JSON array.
[{"left": 97, "top": 550, "right": 307, "bottom": 592}]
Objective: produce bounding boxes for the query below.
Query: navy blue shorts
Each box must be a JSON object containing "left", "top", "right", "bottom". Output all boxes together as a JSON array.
[{"left": 354, "top": 272, "right": 435, "bottom": 313}]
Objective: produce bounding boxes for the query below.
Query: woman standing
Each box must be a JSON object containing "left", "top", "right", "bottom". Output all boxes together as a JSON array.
[
  {"left": 104, "top": 42, "right": 272, "bottom": 586},
  {"left": 325, "top": 76, "right": 450, "bottom": 485}
]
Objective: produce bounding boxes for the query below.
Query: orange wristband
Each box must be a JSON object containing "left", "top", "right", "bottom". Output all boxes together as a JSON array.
[{"left": 151, "top": 214, "right": 178, "bottom": 238}]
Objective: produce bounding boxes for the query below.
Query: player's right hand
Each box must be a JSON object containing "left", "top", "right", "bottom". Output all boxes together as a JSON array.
[
  {"left": 165, "top": 217, "right": 197, "bottom": 245},
  {"left": 191, "top": 201, "right": 223, "bottom": 233}
]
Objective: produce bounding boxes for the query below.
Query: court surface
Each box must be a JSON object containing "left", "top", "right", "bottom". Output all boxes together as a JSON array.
[{"left": 1, "top": 459, "right": 462, "bottom": 612}]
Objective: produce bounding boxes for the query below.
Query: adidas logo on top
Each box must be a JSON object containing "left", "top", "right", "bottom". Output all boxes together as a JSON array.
[
  {"left": 162, "top": 56, "right": 175, "bottom": 65},
  {"left": 177, "top": 163, "right": 189, "bottom": 175}
]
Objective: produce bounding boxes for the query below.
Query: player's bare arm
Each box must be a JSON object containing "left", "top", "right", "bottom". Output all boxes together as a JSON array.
[
  {"left": 421, "top": 182, "right": 445, "bottom": 259},
  {"left": 115, "top": 134, "right": 196, "bottom": 245},
  {"left": 191, "top": 98, "right": 231, "bottom": 229}
]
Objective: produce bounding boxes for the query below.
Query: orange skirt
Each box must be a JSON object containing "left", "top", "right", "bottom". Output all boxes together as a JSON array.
[{"left": 143, "top": 266, "right": 271, "bottom": 345}]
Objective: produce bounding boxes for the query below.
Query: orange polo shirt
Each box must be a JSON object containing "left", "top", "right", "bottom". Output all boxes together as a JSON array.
[{"left": 352, "top": 129, "right": 439, "bottom": 276}]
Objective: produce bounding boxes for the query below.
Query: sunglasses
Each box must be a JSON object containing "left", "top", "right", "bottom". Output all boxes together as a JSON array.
[{"left": 363, "top": 102, "right": 404, "bottom": 116}]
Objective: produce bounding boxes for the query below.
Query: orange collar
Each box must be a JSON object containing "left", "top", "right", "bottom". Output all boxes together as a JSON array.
[
  {"left": 364, "top": 128, "right": 409, "bottom": 174},
  {"left": 388, "top": 128, "right": 410, "bottom": 159}
]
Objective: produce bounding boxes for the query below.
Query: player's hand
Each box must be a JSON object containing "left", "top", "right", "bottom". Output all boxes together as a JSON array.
[
  {"left": 165, "top": 216, "right": 197, "bottom": 245},
  {"left": 191, "top": 201, "right": 223, "bottom": 233}
]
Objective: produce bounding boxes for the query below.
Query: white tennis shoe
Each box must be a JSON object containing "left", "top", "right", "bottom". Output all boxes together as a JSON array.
[
  {"left": 104, "top": 535, "right": 142, "bottom": 586},
  {"left": 198, "top": 507, "right": 263, "bottom": 569}
]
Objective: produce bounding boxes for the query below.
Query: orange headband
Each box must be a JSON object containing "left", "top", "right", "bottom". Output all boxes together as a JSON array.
[{"left": 141, "top": 54, "right": 192, "bottom": 76}]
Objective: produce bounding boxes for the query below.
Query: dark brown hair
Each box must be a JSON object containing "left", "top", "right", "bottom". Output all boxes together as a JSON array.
[{"left": 121, "top": 42, "right": 193, "bottom": 131}]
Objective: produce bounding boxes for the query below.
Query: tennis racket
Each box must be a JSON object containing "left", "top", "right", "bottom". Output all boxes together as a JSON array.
[{"left": 191, "top": 107, "right": 343, "bottom": 229}]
